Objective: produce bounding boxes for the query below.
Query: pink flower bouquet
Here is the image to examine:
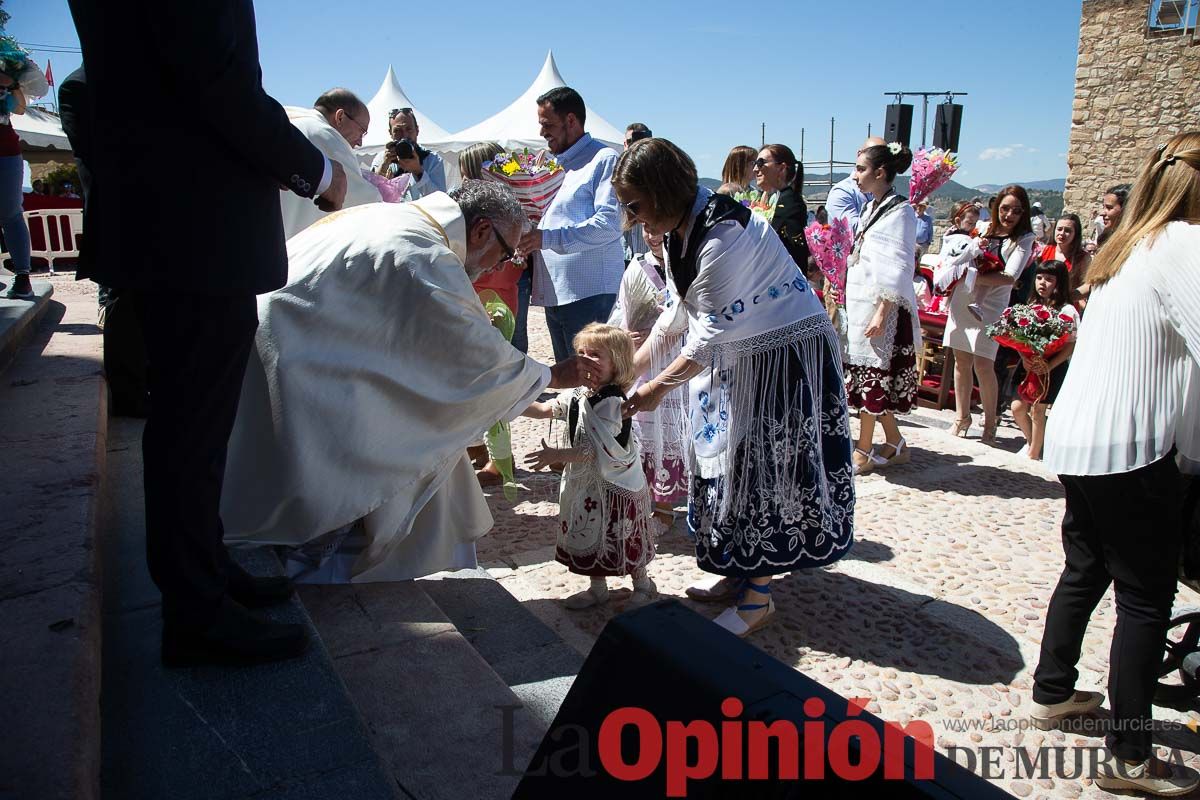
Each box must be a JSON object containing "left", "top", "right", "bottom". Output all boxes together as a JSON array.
[
  {"left": 804, "top": 217, "right": 853, "bottom": 304},
  {"left": 908, "top": 148, "right": 959, "bottom": 206}
]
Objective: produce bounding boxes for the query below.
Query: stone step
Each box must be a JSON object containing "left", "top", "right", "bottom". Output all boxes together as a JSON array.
[
  {"left": 99, "top": 417, "right": 399, "bottom": 800},
  {"left": 0, "top": 275, "right": 54, "bottom": 373},
  {"left": 299, "top": 579, "right": 549, "bottom": 800},
  {"left": 419, "top": 568, "right": 585, "bottom": 731}
]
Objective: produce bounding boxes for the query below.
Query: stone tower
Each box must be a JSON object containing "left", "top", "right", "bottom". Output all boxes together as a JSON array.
[{"left": 1064, "top": 0, "right": 1200, "bottom": 214}]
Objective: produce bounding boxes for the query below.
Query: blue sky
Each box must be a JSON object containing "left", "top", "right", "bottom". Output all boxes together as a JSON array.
[{"left": 13, "top": 0, "right": 1082, "bottom": 187}]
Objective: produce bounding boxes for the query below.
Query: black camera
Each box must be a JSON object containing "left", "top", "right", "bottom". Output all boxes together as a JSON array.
[{"left": 386, "top": 138, "right": 417, "bottom": 160}]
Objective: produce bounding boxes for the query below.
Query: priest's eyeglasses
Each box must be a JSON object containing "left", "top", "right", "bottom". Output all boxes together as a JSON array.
[{"left": 490, "top": 221, "right": 516, "bottom": 262}]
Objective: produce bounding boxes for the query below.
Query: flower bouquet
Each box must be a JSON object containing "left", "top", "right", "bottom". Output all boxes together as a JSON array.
[
  {"left": 803, "top": 216, "right": 853, "bottom": 305},
  {"left": 478, "top": 290, "right": 519, "bottom": 501},
  {"left": 985, "top": 303, "right": 1077, "bottom": 404},
  {"left": 733, "top": 188, "right": 778, "bottom": 222},
  {"left": 908, "top": 148, "right": 959, "bottom": 206},
  {"left": 361, "top": 169, "right": 412, "bottom": 203},
  {"left": 480, "top": 148, "right": 566, "bottom": 225}
]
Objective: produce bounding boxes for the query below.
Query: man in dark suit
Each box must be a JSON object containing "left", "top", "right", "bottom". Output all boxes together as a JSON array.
[{"left": 65, "top": 0, "right": 347, "bottom": 666}]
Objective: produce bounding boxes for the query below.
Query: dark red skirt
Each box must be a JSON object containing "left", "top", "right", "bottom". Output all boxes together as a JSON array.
[{"left": 844, "top": 308, "right": 918, "bottom": 415}]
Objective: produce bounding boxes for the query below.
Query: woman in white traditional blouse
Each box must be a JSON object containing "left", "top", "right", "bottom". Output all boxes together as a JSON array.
[
  {"left": 615, "top": 138, "right": 855, "bottom": 638},
  {"left": 1033, "top": 132, "right": 1200, "bottom": 797},
  {"left": 941, "top": 186, "right": 1037, "bottom": 442},
  {"left": 842, "top": 142, "right": 919, "bottom": 474}
]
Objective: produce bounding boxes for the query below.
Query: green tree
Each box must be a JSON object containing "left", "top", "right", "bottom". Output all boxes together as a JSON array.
[{"left": 0, "top": 2, "right": 10, "bottom": 31}]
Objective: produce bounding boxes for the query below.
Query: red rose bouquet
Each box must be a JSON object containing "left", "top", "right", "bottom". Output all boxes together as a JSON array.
[{"left": 985, "top": 304, "right": 1077, "bottom": 403}]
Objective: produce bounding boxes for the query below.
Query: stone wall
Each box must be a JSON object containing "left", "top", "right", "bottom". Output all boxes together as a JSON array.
[{"left": 1064, "top": 0, "right": 1200, "bottom": 215}]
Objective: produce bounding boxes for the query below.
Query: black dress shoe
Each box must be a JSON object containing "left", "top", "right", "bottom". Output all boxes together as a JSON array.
[
  {"left": 162, "top": 598, "right": 308, "bottom": 668},
  {"left": 225, "top": 561, "right": 295, "bottom": 608}
]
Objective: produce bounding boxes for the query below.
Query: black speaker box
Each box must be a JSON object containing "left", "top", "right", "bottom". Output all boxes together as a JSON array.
[
  {"left": 933, "top": 103, "right": 963, "bottom": 152},
  {"left": 884, "top": 104, "right": 913, "bottom": 148},
  {"left": 514, "top": 600, "right": 1012, "bottom": 798}
]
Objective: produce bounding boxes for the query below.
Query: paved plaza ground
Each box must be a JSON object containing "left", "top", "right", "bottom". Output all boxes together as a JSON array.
[{"left": 484, "top": 306, "right": 1200, "bottom": 799}]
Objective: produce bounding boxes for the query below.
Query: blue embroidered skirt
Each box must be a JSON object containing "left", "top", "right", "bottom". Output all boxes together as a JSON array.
[{"left": 687, "top": 332, "right": 855, "bottom": 577}]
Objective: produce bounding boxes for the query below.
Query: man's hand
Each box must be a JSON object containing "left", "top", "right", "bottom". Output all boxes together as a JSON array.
[
  {"left": 315, "top": 161, "right": 347, "bottom": 212},
  {"left": 524, "top": 438, "right": 563, "bottom": 472},
  {"left": 397, "top": 153, "right": 423, "bottom": 178},
  {"left": 629, "top": 329, "right": 649, "bottom": 349},
  {"left": 518, "top": 228, "right": 544, "bottom": 256},
  {"left": 549, "top": 354, "right": 603, "bottom": 390}
]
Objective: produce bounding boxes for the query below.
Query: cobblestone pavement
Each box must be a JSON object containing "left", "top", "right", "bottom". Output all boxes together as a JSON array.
[{"left": 481, "top": 307, "right": 1200, "bottom": 799}]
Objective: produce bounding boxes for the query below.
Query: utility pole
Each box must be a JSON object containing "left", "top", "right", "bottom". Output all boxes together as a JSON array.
[
  {"left": 881, "top": 91, "right": 968, "bottom": 148},
  {"left": 760, "top": 123, "right": 766, "bottom": 149},
  {"left": 799, "top": 127, "right": 805, "bottom": 163}
]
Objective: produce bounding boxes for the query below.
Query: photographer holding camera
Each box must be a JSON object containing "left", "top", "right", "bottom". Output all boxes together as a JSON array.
[{"left": 371, "top": 107, "right": 446, "bottom": 198}]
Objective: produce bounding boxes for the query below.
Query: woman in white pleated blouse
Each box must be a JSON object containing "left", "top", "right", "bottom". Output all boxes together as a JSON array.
[{"left": 1032, "top": 132, "right": 1200, "bottom": 795}]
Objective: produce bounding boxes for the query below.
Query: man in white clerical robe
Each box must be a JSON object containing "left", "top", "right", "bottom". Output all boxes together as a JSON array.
[
  {"left": 281, "top": 89, "right": 380, "bottom": 240},
  {"left": 221, "top": 182, "right": 598, "bottom": 582}
]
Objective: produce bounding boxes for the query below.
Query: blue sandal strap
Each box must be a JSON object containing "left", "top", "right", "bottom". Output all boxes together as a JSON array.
[{"left": 737, "top": 602, "right": 769, "bottom": 611}]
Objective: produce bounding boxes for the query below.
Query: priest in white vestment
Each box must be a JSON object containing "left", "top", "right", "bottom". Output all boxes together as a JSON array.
[
  {"left": 281, "top": 89, "right": 381, "bottom": 240},
  {"left": 221, "top": 182, "right": 599, "bottom": 581}
]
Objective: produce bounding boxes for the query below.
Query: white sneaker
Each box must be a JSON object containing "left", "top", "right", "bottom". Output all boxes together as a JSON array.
[
  {"left": 1095, "top": 756, "right": 1200, "bottom": 797},
  {"left": 1029, "top": 690, "right": 1103, "bottom": 730}
]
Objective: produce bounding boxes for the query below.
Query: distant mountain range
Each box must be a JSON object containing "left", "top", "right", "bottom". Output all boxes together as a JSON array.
[
  {"left": 975, "top": 179, "right": 1066, "bottom": 193},
  {"left": 699, "top": 173, "right": 1066, "bottom": 216}
]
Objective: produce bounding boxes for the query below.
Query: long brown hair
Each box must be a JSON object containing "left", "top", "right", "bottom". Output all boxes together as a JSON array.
[
  {"left": 985, "top": 185, "right": 1034, "bottom": 242},
  {"left": 720, "top": 145, "right": 757, "bottom": 188},
  {"left": 1088, "top": 131, "right": 1200, "bottom": 286}
]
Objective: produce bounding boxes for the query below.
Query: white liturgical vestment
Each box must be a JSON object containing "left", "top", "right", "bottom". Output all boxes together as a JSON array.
[
  {"left": 221, "top": 193, "right": 550, "bottom": 580},
  {"left": 280, "top": 106, "right": 380, "bottom": 241}
]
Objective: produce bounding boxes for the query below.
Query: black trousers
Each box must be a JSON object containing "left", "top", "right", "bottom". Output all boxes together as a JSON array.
[
  {"left": 1033, "top": 453, "right": 1183, "bottom": 761},
  {"left": 134, "top": 291, "right": 258, "bottom": 628}
]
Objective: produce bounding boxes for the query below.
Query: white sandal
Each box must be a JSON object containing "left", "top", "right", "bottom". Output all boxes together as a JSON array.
[
  {"left": 712, "top": 583, "right": 775, "bottom": 638},
  {"left": 562, "top": 585, "right": 609, "bottom": 610}
]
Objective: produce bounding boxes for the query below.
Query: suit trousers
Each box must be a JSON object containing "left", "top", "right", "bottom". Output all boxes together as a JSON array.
[
  {"left": 134, "top": 291, "right": 259, "bottom": 628},
  {"left": 1032, "top": 453, "right": 1183, "bottom": 761}
]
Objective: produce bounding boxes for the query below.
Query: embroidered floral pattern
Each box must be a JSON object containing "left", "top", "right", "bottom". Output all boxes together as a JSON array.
[{"left": 687, "top": 341, "right": 855, "bottom": 576}]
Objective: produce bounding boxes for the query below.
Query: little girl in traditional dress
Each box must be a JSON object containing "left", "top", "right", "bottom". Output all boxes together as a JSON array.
[
  {"left": 608, "top": 229, "right": 688, "bottom": 526},
  {"left": 523, "top": 324, "right": 657, "bottom": 610}
]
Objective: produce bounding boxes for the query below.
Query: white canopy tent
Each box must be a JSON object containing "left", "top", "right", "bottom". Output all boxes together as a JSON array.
[
  {"left": 358, "top": 65, "right": 452, "bottom": 165},
  {"left": 428, "top": 51, "right": 624, "bottom": 154},
  {"left": 14, "top": 107, "right": 72, "bottom": 159}
]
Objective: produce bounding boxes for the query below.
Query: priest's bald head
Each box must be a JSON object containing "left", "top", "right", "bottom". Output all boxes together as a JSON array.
[{"left": 449, "top": 180, "right": 527, "bottom": 282}]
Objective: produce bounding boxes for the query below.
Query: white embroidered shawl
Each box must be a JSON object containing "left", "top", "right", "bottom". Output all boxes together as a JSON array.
[{"left": 844, "top": 195, "right": 921, "bottom": 369}]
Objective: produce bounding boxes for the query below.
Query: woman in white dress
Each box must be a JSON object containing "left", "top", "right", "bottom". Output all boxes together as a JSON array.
[
  {"left": 1033, "top": 132, "right": 1200, "bottom": 797},
  {"left": 940, "top": 185, "right": 1036, "bottom": 442},
  {"left": 842, "top": 142, "right": 919, "bottom": 474}
]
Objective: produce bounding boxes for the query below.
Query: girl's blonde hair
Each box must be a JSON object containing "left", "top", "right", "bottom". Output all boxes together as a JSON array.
[
  {"left": 1088, "top": 131, "right": 1200, "bottom": 286},
  {"left": 573, "top": 323, "right": 638, "bottom": 391},
  {"left": 458, "top": 141, "right": 504, "bottom": 182}
]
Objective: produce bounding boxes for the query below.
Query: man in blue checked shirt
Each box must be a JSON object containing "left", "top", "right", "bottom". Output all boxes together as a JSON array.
[{"left": 517, "top": 87, "right": 624, "bottom": 362}]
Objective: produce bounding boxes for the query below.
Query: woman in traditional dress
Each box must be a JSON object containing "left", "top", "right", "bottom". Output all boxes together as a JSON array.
[
  {"left": 614, "top": 138, "right": 854, "bottom": 637},
  {"left": 608, "top": 229, "right": 688, "bottom": 525},
  {"left": 841, "top": 142, "right": 919, "bottom": 474},
  {"left": 940, "top": 185, "right": 1036, "bottom": 442}
]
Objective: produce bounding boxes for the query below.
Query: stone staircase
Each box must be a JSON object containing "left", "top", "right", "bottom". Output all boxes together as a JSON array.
[{"left": 0, "top": 275, "right": 582, "bottom": 800}]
